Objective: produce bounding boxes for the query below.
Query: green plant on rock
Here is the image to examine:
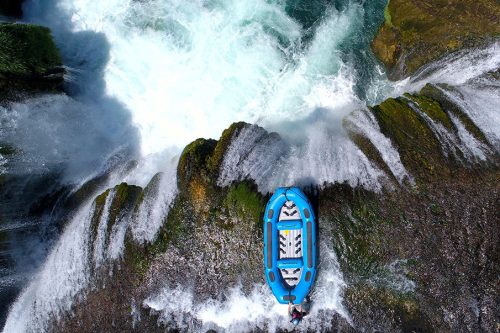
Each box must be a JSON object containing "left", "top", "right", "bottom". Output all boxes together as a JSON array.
[
  {"left": 372, "top": 96, "right": 450, "bottom": 181},
  {"left": 372, "top": 0, "right": 500, "bottom": 79},
  {"left": 107, "top": 183, "right": 142, "bottom": 232},
  {"left": 345, "top": 284, "right": 430, "bottom": 332},
  {"left": 208, "top": 122, "right": 247, "bottom": 173},
  {"left": 323, "top": 186, "right": 391, "bottom": 280},
  {"left": 403, "top": 93, "right": 453, "bottom": 130},
  {"left": 0, "top": 23, "right": 62, "bottom": 77}
]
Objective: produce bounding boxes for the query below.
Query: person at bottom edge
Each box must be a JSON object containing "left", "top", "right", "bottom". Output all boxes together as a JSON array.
[{"left": 288, "top": 296, "right": 312, "bottom": 326}]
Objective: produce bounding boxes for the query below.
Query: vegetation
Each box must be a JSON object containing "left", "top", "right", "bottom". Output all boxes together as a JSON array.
[
  {"left": 372, "top": 96, "right": 449, "bottom": 181},
  {"left": 0, "top": 23, "right": 62, "bottom": 77},
  {"left": 372, "top": 0, "right": 500, "bottom": 79},
  {"left": 0, "top": 23, "right": 64, "bottom": 97}
]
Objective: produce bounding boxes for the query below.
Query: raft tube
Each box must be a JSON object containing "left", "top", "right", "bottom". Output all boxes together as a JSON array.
[{"left": 263, "top": 187, "right": 317, "bottom": 304}]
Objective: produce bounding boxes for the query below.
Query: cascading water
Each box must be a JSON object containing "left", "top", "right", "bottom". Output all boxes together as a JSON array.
[{"left": 1, "top": 0, "right": 499, "bottom": 332}]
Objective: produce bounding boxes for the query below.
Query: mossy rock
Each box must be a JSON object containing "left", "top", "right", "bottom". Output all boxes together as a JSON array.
[
  {"left": 89, "top": 189, "right": 111, "bottom": 252},
  {"left": 221, "top": 181, "right": 265, "bottom": 230},
  {"left": 208, "top": 121, "right": 248, "bottom": 174},
  {"left": 372, "top": 0, "right": 500, "bottom": 80},
  {"left": 321, "top": 184, "right": 392, "bottom": 279},
  {"left": 345, "top": 284, "right": 432, "bottom": 332},
  {"left": 0, "top": 23, "right": 64, "bottom": 97},
  {"left": 89, "top": 183, "right": 142, "bottom": 261},
  {"left": 403, "top": 92, "right": 454, "bottom": 130},
  {"left": 107, "top": 182, "right": 142, "bottom": 232},
  {"left": 133, "top": 172, "right": 162, "bottom": 213},
  {"left": 178, "top": 122, "right": 253, "bottom": 191},
  {"left": 345, "top": 126, "right": 399, "bottom": 186},
  {"left": 419, "top": 84, "right": 489, "bottom": 146},
  {"left": 372, "top": 96, "right": 451, "bottom": 181},
  {"left": 177, "top": 138, "right": 217, "bottom": 190}
]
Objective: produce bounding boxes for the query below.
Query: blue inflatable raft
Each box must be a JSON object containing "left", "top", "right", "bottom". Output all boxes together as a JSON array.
[{"left": 263, "top": 187, "right": 317, "bottom": 304}]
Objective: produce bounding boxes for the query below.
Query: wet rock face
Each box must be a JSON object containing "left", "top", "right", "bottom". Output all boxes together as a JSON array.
[
  {"left": 0, "top": 23, "right": 64, "bottom": 100},
  {"left": 321, "top": 176, "right": 499, "bottom": 332},
  {"left": 52, "top": 99, "right": 499, "bottom": 332},
  {"left": 54, "top": 125, "right": 269, "bottom": 331},
  {"left": 372, "top": 0, "right": 500, "bottom": 80}
]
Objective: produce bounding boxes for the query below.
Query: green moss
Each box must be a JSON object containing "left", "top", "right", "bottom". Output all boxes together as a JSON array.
[
  {"left": 346, "top": 284, "right": 430, "bottom": 331},
  {"left": 66, "top": 173, "right": 110, "bottom": 212},
  {"left": 430, "top": 203, "right": 444, "bottom": 215},
  {"left": 384, "top": 3, "right": 393, "bottom": 28},
  {"left": 372, "top": 97, "right": 449, "bottom": 181},
  {"left": 94, "top": 190, "right": 110, "bottom": 216},
  {"left": 420, "top": 84, "right": 489, "bottom": 146},
  {"left": 222, "top": 182, "right": 264, "bottom": 229},
  {"left": 372, "top": 0, "right": 500, "bottom": 79},
  {"left": 208, "top": 122, "right": 248, "bottom": 174},
  {"left": 0, "top": 23, "right": 62, "bottom": 76},
  {"left": 346, "top": 126, "right": 399, "bottom": 185},
  {"left": 177, "top": 138, "right": 217, "bottom": 189},
  {"left": 107, "top": 183, "right": 142, "bottom": 233},
  {"left": 90, "top": 189, "right": 110, "bottom": 246},
  {"left": 129, "top": 244, "right": 150, "bottom": 281},
  {"left": 404, "top": 93, "right": 453, "bottom": 130},
  {"left": 325, "top": 186, "right": 392, "bottom": 279},
  {"left": 143, "top": 192, "right": 193, "bottom": 257}
]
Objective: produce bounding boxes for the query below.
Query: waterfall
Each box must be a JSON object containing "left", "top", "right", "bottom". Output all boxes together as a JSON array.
[{"left": 1, "top": 0, "right": 499, "bottom": 331}]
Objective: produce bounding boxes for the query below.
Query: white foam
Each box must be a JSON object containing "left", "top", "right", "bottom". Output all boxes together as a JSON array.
[
  {"left": 25, "top": 0, "right": 304, "bottom": 154},
  {"left": 449, "top": 113, "right": 489, "bottom": 161},
  {"left": 218, "top": 122, "right": 387, "bottom": 193},
  {"left": 3, "top": 202, "right": 94, "bottom": 333},
  {"left": 144, "top": 244, "right": 349, "bottom": 332},
  {"left": 105, "top": 191, "right": 134, "bottom": 262},
  {"left": 92, "top": 189, "right": 113, "bottom": 268},
  {"left": 410, "top": 41, "right": 500, "bottom": 89},
  {"left": 0, "top": 94, "right": 138, "bottom": 183},
  {"left": 437, "top": 85, "right": 500, "bottom": 150},
  {"left": 129, "top": 163, "right": 179, "bottom": 244},
  {"left": 344, "top": 109, "right": 412, "bottom": 184},
  {"left": 0, "top": 152, "right": 6, "bottom": 175},
  {"left": 405, "top": 97, "right": 490, "bottom": 163}
]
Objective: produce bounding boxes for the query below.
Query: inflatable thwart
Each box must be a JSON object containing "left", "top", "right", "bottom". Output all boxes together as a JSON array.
[{"left": 263, "top": 187, "right": 317, "bottom": 304}]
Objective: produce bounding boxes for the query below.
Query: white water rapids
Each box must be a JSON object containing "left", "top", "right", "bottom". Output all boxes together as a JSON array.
[{"left": 1, "top": 0, "right": 499, "bottom": 331}]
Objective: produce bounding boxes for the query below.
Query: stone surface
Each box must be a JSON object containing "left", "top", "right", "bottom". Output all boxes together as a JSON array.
[
  {"left": 0, "top": 23, "right": 64, "bottom": 99},
  {"left": 372, "top": 0, "right": 500, "bottom": 80}
]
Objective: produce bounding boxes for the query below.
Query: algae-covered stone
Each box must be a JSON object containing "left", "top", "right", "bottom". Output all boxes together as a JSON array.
[
  {"left": 208, "top": 121, "right": 247, "bottom": 174},
  {"left": 345, "top": 284, "right": 431, "bottom": 332},
  {"left": 418, "top": 83, "right": 489, "bottom": 145},
  {"left": 0, "top": 23, "right": 64, "bottom": 96},
  {"left": 107, "top": 182, "right": 142, "bottom": 230},
  {"left": 371, "top": 96, "right": 450, "bottom": 181},
  {"left": 177, "top": 138, "right": 217, "bottom": 189},
  {"left": 372, "top": 0, "right": 500, "bottom": 80},
  {"left": 88, "top": 183, "right": 142, "bottom": 265}
]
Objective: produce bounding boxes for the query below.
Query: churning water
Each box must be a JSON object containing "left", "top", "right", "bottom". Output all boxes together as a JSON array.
[{"left": 1, "top": 0, "right": 499, "bottom": 331}]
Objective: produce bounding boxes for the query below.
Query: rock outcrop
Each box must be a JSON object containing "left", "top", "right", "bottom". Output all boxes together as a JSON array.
[
  {"left": 372, "top": 0, "right": 500, "bottom": 80},
  {"left": 0, "top": 23, "right": 64, "bottom": 100},
  {"left": 52, "top": 86, "right": 499, "bottom": 331}
]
